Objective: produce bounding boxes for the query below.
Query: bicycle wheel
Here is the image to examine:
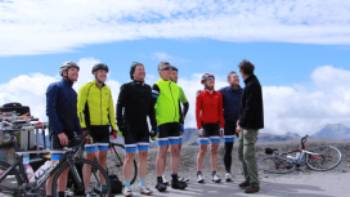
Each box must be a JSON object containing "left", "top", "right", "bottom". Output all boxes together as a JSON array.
[
  {"left": 0, "top": 161, "right": 24, "bottom": 196},
  {"left": 107, "top": 142, "right": 138, "bottom": 185},
  {"left": 306, "top": 145, "right": 342, "bottom": 171},
  {"left": 259, "top": 156, "right": 294, "bottom": 174},
  {"left": 52, "top": 158, "right": 110, "bottom": 197}
]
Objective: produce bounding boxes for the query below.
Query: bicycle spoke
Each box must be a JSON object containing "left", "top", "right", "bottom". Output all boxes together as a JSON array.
[{"left": 306, "top": 146, "right": 342, "bottom": 171}]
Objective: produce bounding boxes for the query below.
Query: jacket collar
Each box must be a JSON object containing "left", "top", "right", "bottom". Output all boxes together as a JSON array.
[
  {"left": 93, "top": 80, "right": 106, "bottom": 87},
  {"left": 61, "top": 79, "right": 74, "bottom": 87},
  {"left": 133, "top": 80, "right": 144, "bottom": 85},
  {"left": 244, "top": 74, "right": 256, "bottom": 84}
]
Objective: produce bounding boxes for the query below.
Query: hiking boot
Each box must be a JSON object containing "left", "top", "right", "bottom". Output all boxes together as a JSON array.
[
  {"left": 179, "top": 176, "right": 190, "bottom": 183},
  {"left": 239, "top": 181, "right": 250, "bottom": 189},
  {"left": 155, "top": 181, "right": 167, "bottom": 193},
  {"left": 171, "top": 179, "right": 187, "bottom": 190},
  {"left": 245, "top": 185, "right": 260, "bottom": 194}
]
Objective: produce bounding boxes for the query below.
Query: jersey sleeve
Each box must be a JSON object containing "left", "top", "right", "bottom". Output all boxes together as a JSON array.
[
  {"left": 195, "top": 91, "right": 203, "bottom": 129},
  {"left": 77, "top": 84, "right": 89, "bottom": 129},
  {"left": 179, "top": 87, "right": 188, "bottom": 104},
  {"left": 218, "top": 92, "right": 225, "bottom": 128},
  {"left": 108, "top": 88, "right": 117, "bottom": 131},
  {"left": 116, "top": 84, "right": 127, "bottom": 131},
  {"left": 46, "top": 84, "right": 64, "bottom": 135}
]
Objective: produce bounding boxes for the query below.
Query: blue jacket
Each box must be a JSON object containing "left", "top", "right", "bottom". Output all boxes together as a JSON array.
[
  {"left": 220, "top": 86, "right": 243, "bottom": 122},
  {"left": 46, "top": 79, "right": 81, "bottom": 136}
]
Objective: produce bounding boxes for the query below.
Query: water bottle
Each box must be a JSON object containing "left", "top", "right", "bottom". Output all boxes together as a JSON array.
[
  {"left": 35, "top": 161, "right": 51, "bottom": 180},
  {"left": 23, "top": 153, "right": 35, "bottom": 183}
]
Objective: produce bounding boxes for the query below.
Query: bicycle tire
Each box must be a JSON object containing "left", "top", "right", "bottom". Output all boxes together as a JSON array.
[
  {"left": 306, "top": 145, "right": 342, "bottom": 171},
  {"left": 52, "top": 158, "right": 110, "bottom": 197},
  {"left": 0, "top": 160, "right": 24, "bottom": 196},
  {"left": 259, "top": 156, "right": 294, "bottom": 174},
  {"left": 108, "top": 142, "right": 138, "bottom": 185}
]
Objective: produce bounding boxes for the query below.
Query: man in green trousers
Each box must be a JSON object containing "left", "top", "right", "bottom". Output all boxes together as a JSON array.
[{"left": 236, "top": 60, "right": 264, "bottom": 194}]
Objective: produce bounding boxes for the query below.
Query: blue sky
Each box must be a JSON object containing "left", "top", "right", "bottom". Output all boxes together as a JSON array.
[
  {"left": 1, "top": 0, "right": 350, "bottom": 134},
  {"left": 1, "top": 39, "right": 349, "bottom": 86}
]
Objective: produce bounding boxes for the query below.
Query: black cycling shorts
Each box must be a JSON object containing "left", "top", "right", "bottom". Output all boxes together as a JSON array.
[
  {"left": 198, "top": 124, "right": 221, "bottom": 145},
  {"left": 123, "top": 128, "right": 150, "bottom": 145},
  {"left": 89, "top": 125, "right": 110, "bottom": 143},
  {"left": 224, "top": 120, "right": 237, "bottom": 143},
  {"left": 202, "top": 123, "right": 220, "bottom": 137},
  {"left": 157, "top": 122, "right": 181, "bottom": 146}
]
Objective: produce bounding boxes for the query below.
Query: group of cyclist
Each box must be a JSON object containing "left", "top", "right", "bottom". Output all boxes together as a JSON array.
[{"left": 45, "top": 59, "right": 264, "bottom": 197}]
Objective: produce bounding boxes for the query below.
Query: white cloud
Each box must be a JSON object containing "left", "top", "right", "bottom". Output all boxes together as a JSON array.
[
  {"left": 178, "top": 66, "right": 350, "bottom": 135},
  {"left": 1, "top": 0, "right": 350, "bottom": 56},
  {"left": 0, "top": 60, "right": 349, "bottom": 135},
  {"left": 0, "top": 57, "right": 121, "bottom": 121}
]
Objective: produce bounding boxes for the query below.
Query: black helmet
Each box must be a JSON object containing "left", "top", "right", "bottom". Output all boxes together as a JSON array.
[
  {"left": 59, "top": 61, "right": 79, "bottom": 76},
  {"left": 92, "top": 63, "right": 109, "bottom": 74}
]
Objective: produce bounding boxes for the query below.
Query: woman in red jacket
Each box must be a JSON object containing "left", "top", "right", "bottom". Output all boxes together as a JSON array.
[{"left": 196, "top": 73, "right": 224, "bottom": 184}]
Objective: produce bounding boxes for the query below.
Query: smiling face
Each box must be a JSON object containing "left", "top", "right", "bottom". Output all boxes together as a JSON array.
[
  {"left": 133, "top": 64, "right": 146, "bottom": 81},
  {"left": 159, "top": 65, "right": 171, "bottom": 80},
  {"left": 65, "top": 67, "right": 79, "bottom": 82},
  {"left": 95, "top": 69, "right": 107, "bottom": 83}
]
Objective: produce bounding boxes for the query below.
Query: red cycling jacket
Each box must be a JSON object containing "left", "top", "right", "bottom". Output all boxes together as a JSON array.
[{"left": 196, "top": 89, "right": 224, "bottom": 129}]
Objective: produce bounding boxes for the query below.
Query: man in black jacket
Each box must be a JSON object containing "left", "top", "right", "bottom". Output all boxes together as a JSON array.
[
  {"left": 236, "top": 60, "right": 264, "bottom": 194},
  {"left": 117, "top": 62, "right": 157, "bottom": 196}
]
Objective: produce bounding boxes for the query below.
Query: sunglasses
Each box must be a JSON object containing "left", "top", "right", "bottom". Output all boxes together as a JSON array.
[{"left": 161, "top": 67, "right": 171, "bottom": 71}]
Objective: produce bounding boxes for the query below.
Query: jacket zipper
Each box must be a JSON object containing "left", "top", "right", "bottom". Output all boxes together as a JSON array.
[{"left": 100, "top": 88, "right": 103, "bottom": 125}]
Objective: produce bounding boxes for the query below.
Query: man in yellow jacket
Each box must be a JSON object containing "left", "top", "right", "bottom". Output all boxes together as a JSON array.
[{"left": 77, "top": 63, "right": 117, "bottom": 193}]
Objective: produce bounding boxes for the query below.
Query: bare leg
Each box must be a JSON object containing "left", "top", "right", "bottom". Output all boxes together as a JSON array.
[
  {"left": 83, "top": 152, "right": 96, "bottom": 191},
  {"left": 138, "top": 151, "right": 149, "bottom": 180},
  {"left": 156, "top": 145, "right": 169, "bottom": 177},
  {"left": 170, "top": 144, "right": 180, "bottom": 175},
  {"left": 211, "top": 143, "right": 219, "bottom": 172},
  {"left": 97, "top": 151, "right": 107, "bottom": 184},
  {"left": 196, "top": 144, "right": 208, "bottom": 172},
  {"left": 123, "top": 153, "right": 136, "bottom": 183}
]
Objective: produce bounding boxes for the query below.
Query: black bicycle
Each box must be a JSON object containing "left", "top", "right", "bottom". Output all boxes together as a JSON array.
[
  {"left": 0, "top": 125, "right": 110, "bottom": 197},
  {"left": 107, "top": 141, "right": 138, "bottom": 185}
]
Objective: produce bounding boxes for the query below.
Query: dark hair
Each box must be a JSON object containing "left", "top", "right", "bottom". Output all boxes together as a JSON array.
[
  {"left": 239, "top": 60, "right": 255, "bottom": 75},
  {"left": 130, "top": 62, "right": 144, "bottom": 80},
  {"left": 170, "top": 66, "right": 178, "bottom": 72},
  {"left": 227, "top": 71, "right": 237, "bottom": 78}
]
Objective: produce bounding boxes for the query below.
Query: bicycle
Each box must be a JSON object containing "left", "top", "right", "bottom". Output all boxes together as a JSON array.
[
  {"left": 67, "top": 138, "right": 139, "bottom": 195},
  {"left": 259, "top": 135, "right": 342, "bottom": 174},
  {"left": 0, "top": 123, "right": 110, "bottom": 197},
  {"left": 107, "top": 140, "right": 138, "bottom": 185}
]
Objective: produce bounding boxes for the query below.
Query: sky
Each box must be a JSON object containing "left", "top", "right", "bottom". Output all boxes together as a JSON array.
[{"left": 0, "top": 0, "right": 349, "bottom": 135}]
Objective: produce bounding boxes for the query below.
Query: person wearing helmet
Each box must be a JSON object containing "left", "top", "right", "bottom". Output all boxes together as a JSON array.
[
  {"left": 77, "top": 63, "right": 117, "bottom": 194},
  {"left": 117, "top": 62, "right": 157, "bottom": 196},
  {"left": 46, "top": 61, "right": 81, "bottom": 197},
  {"left": 195, "top": 73, "right": 224, "bottom": 184}
]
